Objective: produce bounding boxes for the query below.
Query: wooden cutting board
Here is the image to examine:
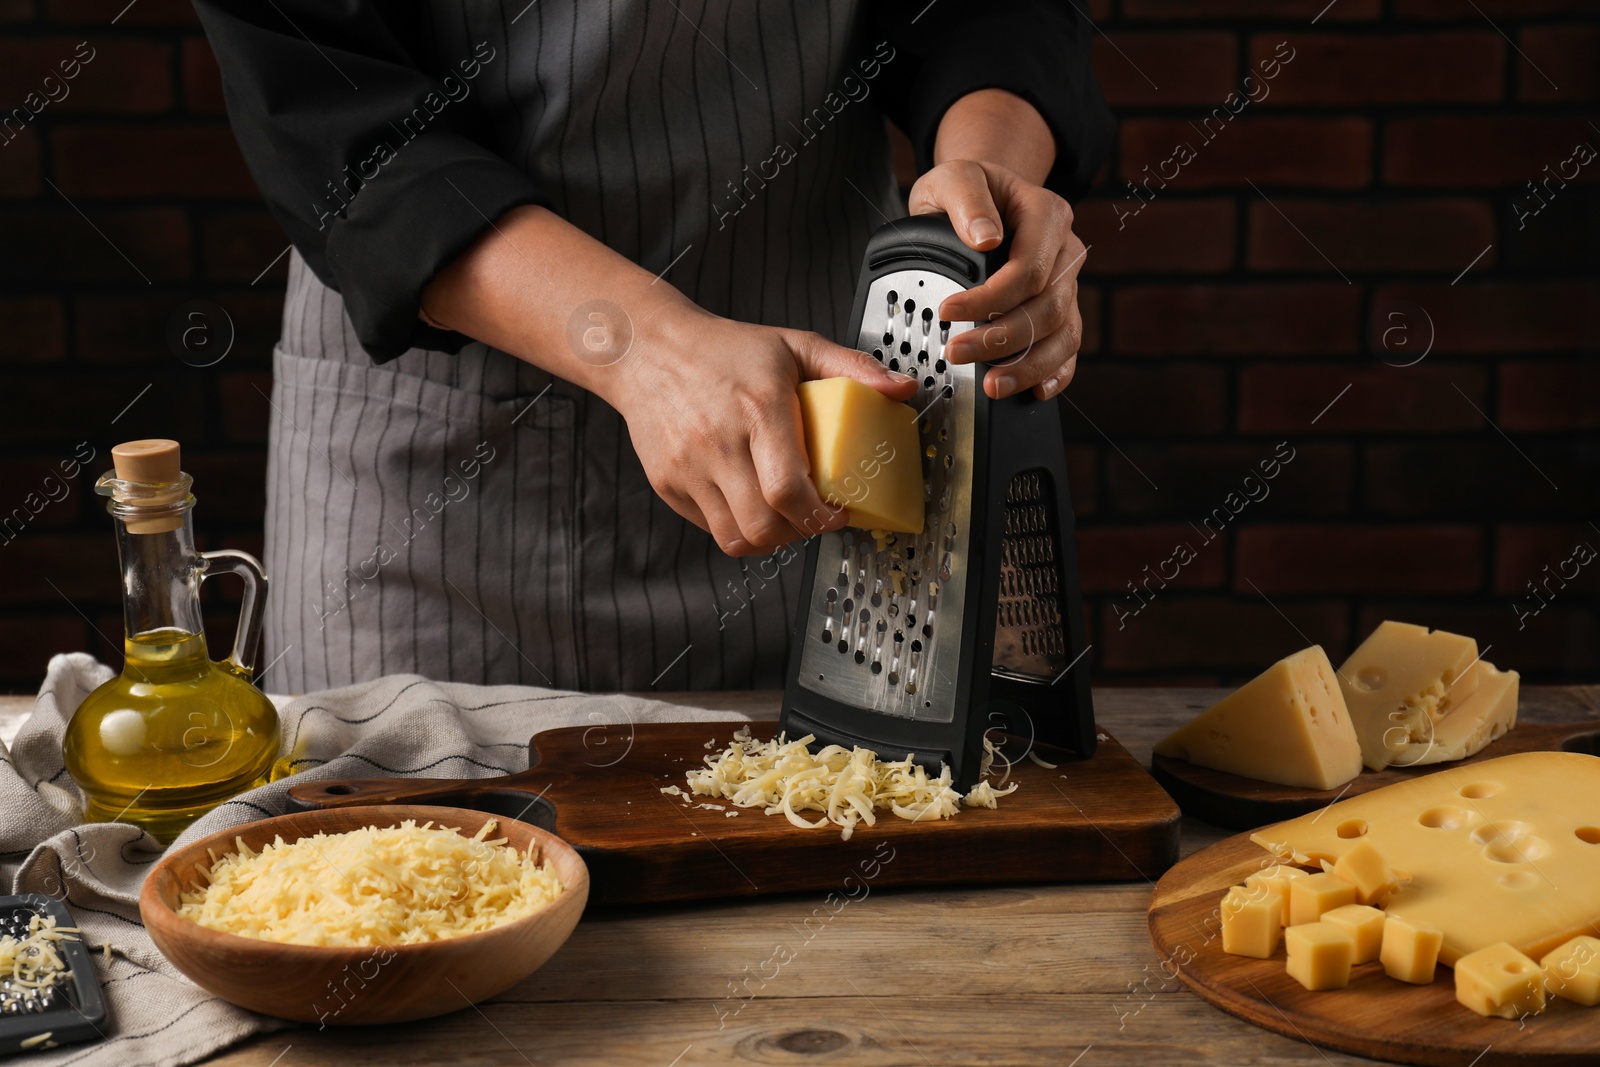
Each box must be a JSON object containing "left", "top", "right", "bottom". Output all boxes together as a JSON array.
[
  {"left": 287, "top": 720, "right": 1180, "bottom": 905},
  {"left": 1148, "top": 832, "right": 1600, "bottom": 1067},
  {"left": 1152, "top": 687, "right": 1600, "bottom": 830}
]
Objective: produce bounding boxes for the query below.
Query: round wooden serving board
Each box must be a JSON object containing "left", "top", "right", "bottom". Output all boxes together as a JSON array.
[{"left": 1148, "top": 832, "right": 1600, "bottom": 1067}]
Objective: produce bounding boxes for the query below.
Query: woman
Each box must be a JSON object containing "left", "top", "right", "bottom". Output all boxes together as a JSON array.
[{"left": 194, "top": 0, "right": 1113, "bottom": 693}]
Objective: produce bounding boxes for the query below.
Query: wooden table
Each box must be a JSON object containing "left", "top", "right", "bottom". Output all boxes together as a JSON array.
[{"left": 7, "top": 686, "right": 1596, "bottom": 1067}]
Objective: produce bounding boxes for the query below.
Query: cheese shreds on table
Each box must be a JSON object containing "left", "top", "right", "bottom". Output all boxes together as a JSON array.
[
  {"left": 684, "top": 727, "right": 1019, "bottom": 839},
  {"left": 177, "top": 820, "right": 563, "bottom": 947},
  {"left": 0, "top": 912, "right": 79, "bottom": 1012}
]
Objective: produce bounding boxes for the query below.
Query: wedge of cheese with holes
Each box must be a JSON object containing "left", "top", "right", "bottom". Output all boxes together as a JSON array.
[
  {"left": 1392, "top": 661, "right": 1519, "bottom": 767},
  {"left": 797, "top": 378, "right": 924, "bottom": 534},
  {"left": 1338, "top": 621, "right": 1481, "bottom": 771},
  {"left": 1250, "top": 751, "right": 1600, "bottom": 966},
  {"left": 1153, "top": 646, "right": 1361, "bottom": 790}
]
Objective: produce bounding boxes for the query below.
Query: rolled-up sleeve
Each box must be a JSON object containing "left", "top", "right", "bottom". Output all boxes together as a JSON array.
[
  {"left": 192, "top": 0, "right": 546, "bottom": 361},
  {"left": 869, "top": 0, "right": 1115, "bottom": 201}
]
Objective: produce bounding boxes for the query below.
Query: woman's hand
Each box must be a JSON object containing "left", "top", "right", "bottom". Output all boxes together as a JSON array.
[
  {"left": 908, "top": 158, "right": 1087, "bottom": 402},
  {"left": 602, "top": 308, "right": 917, "bottom": 557}
]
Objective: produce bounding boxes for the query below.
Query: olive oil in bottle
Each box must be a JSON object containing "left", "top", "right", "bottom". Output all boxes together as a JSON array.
[{"left": 63, "top": 440, "right": 281, "bottom": 844}]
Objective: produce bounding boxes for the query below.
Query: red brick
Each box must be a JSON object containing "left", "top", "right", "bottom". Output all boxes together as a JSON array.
[
  {"left": 0, "top": 206, "right": 190, "bottom": 282},
  {"left": 1239, "top": 524, "right": 1483, "bottom": 594},
  {"left": 0, "top": 128, "right": 38, "bottom": 196},
  {"left": 1384, "top": 118, "right": 1600, "bottom": 187},
  {"left": 75, "top": 295, "right": 172, "bottom": 363},
  {"left": 1519, "top": 26, "right": 1600, "bottom": 102},
  {"left": 1356, "top": 603, "right": 1599, "bottom": 677},
  {"left": 1078, "top": 524, "right": 1227, "bottom": 594},
  {"left": 217, "top": 371, "right": 273, "bottom": 444},
  {"left": 0, "top": 615, "right": 88, "bottom": 692},
  {"left": 0, "top": 370, "right": 208, "bottom": 445},
  {"left": 1365, "top": 442, "right": 1599, "bottom": 517},
  {"left": 52, "top": 126, "right": 256, "bottom": 198},
  {"left": 1494, "top": 524, "right": 1600, "bottom": 596},
  {"left": 1064, "top": 445, "right": 1097, "bottom": 518},
  {"left": 1395, "top": 0, "right": 1597, "bottom": 16},
  {"left": 1373, "top": 282, "right": 1600, "bottom": 353},
  {"left": 182, "top": 35, "right": 225, "bottom": 114},
  {"left": 0, "top": 0, "right": 32, "bottom": 20},
  {"left": 1107, "top": 442, "right": 1353, "bottom": 519},
  {"left": 1062, "top": 362, "right": 1227, "bottom": 434},
  {"left": 1113, "top": 284, "right": 1360, "bottom": 355},
  {"left": 1077, "top": 283, "right": 1102, "bottom": 355},
  {"left": 0, "top": 38, "right": 170, "bottom": 113},
  {"left": 1094, "top": 33, "right": 1238, "bottom": 108},
  {"left": 1239, "top": 362, "right": 1489, "bottom": 434},
  {"left": 0, "top": 455, "right": 88, "bottom": 532},
  {"left": 1121, "top": 117, "right": 1372, "bottom": 190},
  {"left": 1101, "top": 597, "right": 1348, "bottom": 672},
  {"left": 184, "top": 450, "right": 267, "bottom": 524},
  {"left": 1075, "top": 198, "right": 1235, "bottom": 274},
  {"left": 1500, "top": 359, "right": 1600, "bottom": 432},
  {"left": 1248, "top": 34, "right": 1502, "bottom": 105},
  {"left": 43, "top": 0, "right": 197, "bottom": 23},
  {"left": 0, "top": 297, "right": 64, "bottom": 362},
  {"left": 1124, "top": 0, "right": 1378, "bottom": 18},
  {"left": 0, "top": 532, "right": 110, "bottom": 604},
  {"left": 1248, "top": 198, "right": 1496, "bottom": 273},
  {"left": 202, "top": 211, "right": 288, "bottom": 282}
]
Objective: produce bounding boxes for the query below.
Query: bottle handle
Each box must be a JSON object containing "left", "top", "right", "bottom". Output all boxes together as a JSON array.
[{"left": 199, "top": 549, "right": 269, "bottom": 679}]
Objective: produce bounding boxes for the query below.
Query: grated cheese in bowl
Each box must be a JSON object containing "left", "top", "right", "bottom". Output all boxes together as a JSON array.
[
  {"left": 176, "top": 819, "right": 563, "bottom": 948},
  {"left": 685, "top": 727, "right": 1019, "bottom": 839}
]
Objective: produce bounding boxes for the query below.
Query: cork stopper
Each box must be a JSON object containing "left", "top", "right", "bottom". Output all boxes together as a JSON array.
[
  {"left": 105, "top": 439, "right": 189, "bottom": 534},
  {"left": 112, "top": 439, "right": 182, "bottom": 484}
]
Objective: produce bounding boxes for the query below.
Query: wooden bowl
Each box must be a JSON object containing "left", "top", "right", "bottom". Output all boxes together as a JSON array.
[{"left": 140, "top": 805, "right": 589, "bottom": 1025}]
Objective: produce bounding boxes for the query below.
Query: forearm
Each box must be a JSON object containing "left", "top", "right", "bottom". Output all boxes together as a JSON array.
[
  {"left": 418, "top": 204, "right": 700, "bottom": 403},
  {"left": 932, "top": 88, "right": 1056, "bottom": 186}
]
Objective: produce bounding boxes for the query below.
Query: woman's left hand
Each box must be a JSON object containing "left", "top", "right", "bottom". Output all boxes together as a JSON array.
[{"left": 907, "top": 159, "right": 1087, "bottom": 401}]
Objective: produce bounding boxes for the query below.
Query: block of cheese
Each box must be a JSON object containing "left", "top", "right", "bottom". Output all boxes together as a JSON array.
[
  {"left": 796, "top": 378, "right": 924, "bottom": 534},
  {"left": 1285, "top": 922, "right": 1354, "bottom": 991},
  {"left": 1541, "top": 935, "right": 1600, "bottom": 1006},
  {"left": 1394, "top": 660, "right": 1519, "bottom": 767},
  {"left": 1381, "top": 914, "right": 1444, "bottom": 984},
  {"left": 1337, "top": 621, "right": 1481, "bottom": 770},
  {"left": 1321, "top": 904, "right": 1385, "bottom": 964},
  {"left": 1455, "top": 942, "right": 1546, "bottom": 1019},
  {"left": 1221, "top": 886, "right": 1282, "bottom": 959},
  {"left": 1153, "top": 646, "right": 1362, "bottom": 790},
  {"left": 1288, "top": 872, "right": 1358, "bottom": 926},
  {"left": 1244, "top": 865, "right": 1308, "bottom": 926},
  {"left": 1251, "top": 751, "right": 1600, "bottom": 965},
  {"left": 1325, "top": 838, "right": 1402, "bottom": 906}
]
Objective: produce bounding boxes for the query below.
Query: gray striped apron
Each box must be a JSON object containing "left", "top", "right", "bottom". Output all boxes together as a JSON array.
[{"left": 262, "top": 0, "right": 901, "bottom": 693}]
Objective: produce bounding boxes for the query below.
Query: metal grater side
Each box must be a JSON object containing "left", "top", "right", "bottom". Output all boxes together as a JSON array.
[
  {"left": 796, "top": 271, "right": 976, "bottom": 724},
  {"left": 992, "top": 469, "right": 1070, "bottom": 682},
  {"left": 0, "top": 907, "right": 70, "bottom": 1016}
]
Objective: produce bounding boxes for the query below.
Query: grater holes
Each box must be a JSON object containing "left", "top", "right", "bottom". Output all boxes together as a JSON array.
[{"left": 900, "top": 341, "right": 912, "bottom": 356}]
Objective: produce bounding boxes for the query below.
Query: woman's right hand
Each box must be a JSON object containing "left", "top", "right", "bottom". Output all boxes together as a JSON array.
[{"left": 601, "top": 306, "right": 917, "bottom": 557}]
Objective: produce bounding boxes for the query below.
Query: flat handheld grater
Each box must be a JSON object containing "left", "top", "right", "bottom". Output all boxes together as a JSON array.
[
  {"left": 0, "top": 895, "right": 107, "bottom": 1056},
  {"left": 781, "top": 213, "right": 1096, "bottom": 790}
]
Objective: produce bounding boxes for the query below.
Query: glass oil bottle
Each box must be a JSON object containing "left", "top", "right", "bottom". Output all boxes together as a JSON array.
[{"left": 63, "top": 439, "right": 281, "bottom": 844}]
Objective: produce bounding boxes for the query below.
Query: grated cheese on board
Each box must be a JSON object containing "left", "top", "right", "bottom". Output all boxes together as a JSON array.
[
  {"left": 686, "top": 732, "right": 1019, "bottom": 840},
  {"left": 177, "top": 819, "right": 563, "bottom": 948},
  {"left": 0, "top": 913, "right": 78, "bottom": 1013}
]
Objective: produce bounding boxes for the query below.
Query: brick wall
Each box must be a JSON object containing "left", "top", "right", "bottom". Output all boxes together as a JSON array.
[{"left": 0, "top": 0, "right": 1595, "bottom": 692}]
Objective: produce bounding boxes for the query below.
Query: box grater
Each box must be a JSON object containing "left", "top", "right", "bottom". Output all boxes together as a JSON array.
[
  {"left": 781, "top": 213, "right": 1096, "bottom": 790},
  {"left": 0, "top": 895, "right": 107, "bottom": 1055}
]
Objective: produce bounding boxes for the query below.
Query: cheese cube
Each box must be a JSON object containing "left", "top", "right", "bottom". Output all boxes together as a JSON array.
[
  {"left": 1320, "top": 904, "right": 1386, "bottom": 965},
  {"left": 1244, "top": 865, "right": 1308, "bottom": 926},
  {"left": 1541, "top": 935, "right": 1600, "bottom": 1006},
  {"left": 1455, "top": 942, "right": 1546, "bottom": 1019},
  {"left": 797, "top": 378, "right": 924, "bottom": 534},
  {"left": 1288, "top": 872, "right": 1358, "bottom": 927},
  {"left": 1337, "top": 621, "right": 1480, "bottom": 771},
  {"left": 1327, "top": 839, "right": 1401, "bottom": 906},
  {"left": 1221, "top": 886, "right": 1282, "bottom": 959},
  {"left": 1399, "top": 661, "right": 1519, "bottom": 767},
  {"left": 1153, "top": 646, "right": 1362, "bottom": 790},
  {"left": 1285, "top": 922, "right": 1354, "bottom": 991},
  {"left": 1381, "top": 914, "right": 1444, "bottom": 984}
]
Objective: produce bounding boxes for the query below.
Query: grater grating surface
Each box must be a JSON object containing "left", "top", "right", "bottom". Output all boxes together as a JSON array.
[
  {"left": 993, "top": 469, "right": 1070, "bottom": 681},
  {"left": 0, "top": 895, "right": 107, "bottom": 1053}
]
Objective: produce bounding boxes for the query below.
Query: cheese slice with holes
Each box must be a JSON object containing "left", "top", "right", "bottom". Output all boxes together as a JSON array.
[
  {"left": 1250, "top": 751, "right": 1600, "bottom": 965},
  {"left": 1337, "top": 621, "right": 1481, "bottom": 771},
  {"left": 797, "top": 378, "right": 924, "bottom": 534},
  {"left": 1393, "top": 661, "right": 1519, "bottom": 767},
  {"left": 1153, "top": 645, "right": 1362, "bottom": 790}
]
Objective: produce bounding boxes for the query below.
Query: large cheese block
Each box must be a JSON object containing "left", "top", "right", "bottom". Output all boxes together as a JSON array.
[
  {"left": 1153, "top": 646, "right": 1362, "bottom": 790},
  {"left": 796, "top": 378, "right": 924, "bottom": 534},
  {"left": 1250, "top": 750, "right": 1600, "bottom": 965},
  {"left": 1337, "top": 621, "right": 1481, "bottom": 770},
  {"left": 1395, "top": 660, "right": 1519, "bottom": 767}
]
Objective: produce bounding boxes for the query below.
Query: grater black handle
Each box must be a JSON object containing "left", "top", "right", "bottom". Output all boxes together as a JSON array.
[{"left": 861, "top": 212, "right": 1010, "bottom": 288}]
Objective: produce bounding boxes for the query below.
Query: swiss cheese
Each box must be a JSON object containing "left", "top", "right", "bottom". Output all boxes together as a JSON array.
[
  {"left": 1395, "top": 660, "right": 1519, "bottom": 767},
  {"left": 1153, "top": 646, "right": 1362, "bottom": 790},
  {"left": 1455, "top": 942, "right": 1545, "bottom": 1018},
  {"left": 796, "top": 377, "right": 924, "bottom": 534},
  {"left": 1380, "top": 913, "right": 1443, "bottom": 984},
  {"left": 1542, "top": 935, "right": 1600, "bottom": 1006},
  {"left": 1285, "top": 922, "right": 1353, "bottom": 991},
  {"left": 1337, "top": 621, "right": 1480, "bottom": 770},
  {"left": 1220, "top": 886, "right": 1281, "bottom": 959},
  {"left": 1251, "top": 751, "right": 1600, "bottom": 965}
]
